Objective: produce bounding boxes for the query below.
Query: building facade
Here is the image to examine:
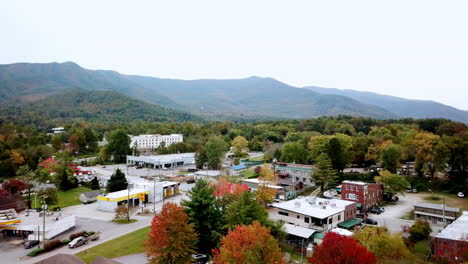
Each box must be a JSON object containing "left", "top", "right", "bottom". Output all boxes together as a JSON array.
[
  {"left": 275, "top": 162, "right": 315, "bottom": 186},
  {"left": 414, "top": 202, "right": 460, "bottom": 226},
  {"left": 341, "top": 181, "right": 383, "bottom": 211},
  {"left": 434, "top": 211, "right": 468, "bottom": 262},
  {"left": 130, "top": 134, "right": 183, "bottom": 150}
]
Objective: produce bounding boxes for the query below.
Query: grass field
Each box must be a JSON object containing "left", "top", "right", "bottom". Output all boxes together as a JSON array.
[
  {"left": 248, "top": 155, "right": 264, "bottom": 162},
  {"left": 239, "top": 168, "right": 256, "bottom": 178},
  {"left": 422, "top": 193, "right": 468, "bottom": 211},
  {"left": 31, "top": 186, "right": 92, "bottom": 209},
  {"left": 76, "top": 226, "right": 150, "bottom": 264}
]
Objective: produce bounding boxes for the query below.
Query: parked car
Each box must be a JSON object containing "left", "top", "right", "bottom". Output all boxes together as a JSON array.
[
  {"left": 369, "top": 208, "right": 381, "bottom": 214},
  {"left": 377, "top": 207, "right": 385, "bottom": 213},
  {"left": 187, "top": 178, "right": 196, "bottom": 184},
  {"left": 68, "top": 236, "right": 87, "bottom": 248},
  {"left": 364, "top": 218, "right": 378, "bottom": 225},
  {"left": 356, "top": 213, "right": 367, "bottom": 219},
  {"left": 87, "top": 232, "right": 100, "bottom": 241},
  {"left": 192, "top": 253, "right": 208, "bottom": 264},
  {"left": 136, "top": 166, "right": 144, "bottom": 169},
  {"left": 391, "top": 196, "right": 399, "bottom": 202},
  {"left": 458, "top": 192, "right": 465, "bottom": 198},
  {"left": 24, "top": 240, "right": 40, "bottom": 249},
  {"left": 412, "top": 188, "right": 418, "bottom": 193}
]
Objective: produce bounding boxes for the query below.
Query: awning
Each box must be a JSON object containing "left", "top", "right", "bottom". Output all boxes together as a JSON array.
[
  {"left": 283, "top": 224, "right": 317, "bottom": 239},
  {"left": 356, "top": 203, "right": 362, "bottom": 208},
  {"left": 313, "top": 232, "right": 324, "bottom": 239},
  {"left": 331, "top": 228, "right": 353, "bottom": 236},
  {"left": 337, "top": 218, "right": 363, "bottom": 229}
]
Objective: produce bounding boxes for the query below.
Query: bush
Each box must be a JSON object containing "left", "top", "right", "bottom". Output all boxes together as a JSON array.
[
  {"left": 27, "top": 248, "right": 45, "bottom": 256},
  {"left": 44, "top": 239, "right": 62, "bottom": 251},
  {"left": 70, "top": 231, "right": 88, "bottom": 240},
  {"left": 409, "top": 220, "right": 432, "bottom": 242},
  {"left": 87, "top": 231, "right": 95, "bottom": 236},
  {"left": 61, "top": 238, "right": 71, "bottom": 243}
]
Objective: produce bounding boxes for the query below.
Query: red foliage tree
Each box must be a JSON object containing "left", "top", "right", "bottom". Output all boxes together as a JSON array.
[
  {"left": 0, "top": 189, "right": 11, "bottom": 197},
  {"left": 214, "top": 177, "right": 248, "bottom": 197},
  {"left": 213, "top": 221, "right": 284, "bottom": 264},
  {"left": 145, "top": 203, "right": 198, "bottom": 264},
  {"left": 2, "top": 179, "right": 27, "bottom": 195},
  {"left": 308, "top": 232, "right": 377, "bottom": 264}
]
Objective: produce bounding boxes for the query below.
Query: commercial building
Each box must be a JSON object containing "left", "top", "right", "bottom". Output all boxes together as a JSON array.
[
  {"left": 269, "top": 197, "right": 357, "bottom": 232},
  {"left": 275, "top": 162, "right": 315, "bottom": 186},
  {"left": 132, "top": 180, "right": 180, "bottom": 203},
  {"left": 97, "top": 189, "right": 150, "bottom": 212},
  {"left": 341, "top": 181, "right": 383, "bottom": 211},
  {"left": 126, "top": 153, "right": 195, "bottom": 169},
  {"left": 130, "top": 134, "right": 183, "bottom": 150},
  {"left": 434, "top": 211, "right": 468, "bottom": 262},
  {"left": 0, "top": 209, "right": 20, "bottom": 225},
  {"left": 414, "top": 202, "right": 460, "bottom": 226}
]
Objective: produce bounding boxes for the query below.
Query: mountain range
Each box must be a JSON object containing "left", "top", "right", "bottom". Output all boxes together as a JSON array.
[{"left": 0, "top": 62, "right": 466, "bottom": 124}]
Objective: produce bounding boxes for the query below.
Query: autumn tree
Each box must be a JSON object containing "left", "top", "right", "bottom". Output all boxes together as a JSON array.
[
  {"left": 312, "top": 153, "right": 337, "bottom": 191},
  {"left": 408, "top": 220, "right": 432, "bottom": 242},
  {"left": 145, "top": 203, "right": 198, "bottom": 264},
  {"left": 213, "top": 222, "right": 284, "bottom": 264},
  {"left": 2, "top": 178, "right": 27, "bottom": 195},
  {"left": 256, "top": 163, "right": 277, "bottom": 205},
  {"left": 182, "top": 179, "right": 223, "bottom": 254},
  {"left": 107, "top": 168, "right": 127, "bottom": 192},
  {"left": 231, "top": 136, "right": 249, "bottom": 157},
  {"left": 414, "top": 132, "right": 449, "bottom": 178},
  {"left": 214, "top": 177, "right": 247, "bottom": 211},
  {"left": 308, "top": 232, "right": 377, "bottom": 264}
]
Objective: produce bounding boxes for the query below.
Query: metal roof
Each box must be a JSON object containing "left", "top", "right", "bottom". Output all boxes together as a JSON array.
[
  {"left": 436, "top": 211, "right": 468, "bottom": 241},
  {"left": 283, "top": 223, "right": 317, "bottom": 239},
  {"left": 414, "top": 202, "right": 459, "bottom": 213},
  {"left": 337, "top": 218, "right": 363, "bottom": 228},
  {"left": 231, "top": 164, "right": 247, "bottom": 171}
]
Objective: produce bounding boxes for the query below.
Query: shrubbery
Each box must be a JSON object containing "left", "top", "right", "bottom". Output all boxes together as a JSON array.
[
  {"left": 70, "top": 231, "right": 88, "bottom": 240},
  {"left": 409, "top": 220, "right": 432, "bottom": 242},
  {"left": 27, "top": 248, "right": 45, "bottom": 256},
  {"left": 44, "top": 239, "right": 62, "bottom": 251}
]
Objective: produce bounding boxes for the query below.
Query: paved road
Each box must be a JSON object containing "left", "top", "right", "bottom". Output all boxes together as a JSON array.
[{"left": 5, "top": 193, "right": 188, "bottom": 264}]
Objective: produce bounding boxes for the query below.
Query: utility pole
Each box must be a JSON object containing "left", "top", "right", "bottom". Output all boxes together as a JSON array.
[
  {"left": 442, "top": 196, "right": 446, "bottom": 227},
  {"left": 153, "top": 176, "right": 156, "bottom": 213},
  {"left": 127, "top": 183, "right": 130, "bottom": 222},
  {"left": 300, "top": 238, "right": 304, "bottom": 263},
  {"left": 41, "top": 195, "right": 48, "bottom": 249}
]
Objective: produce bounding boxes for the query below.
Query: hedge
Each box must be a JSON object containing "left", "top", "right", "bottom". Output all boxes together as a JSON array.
[
  {"left": 70, "top": 231, "right": 88, "bottom": 240},
  {"left": 27, "top": 248, "right": 45, "bottom": 257},
  {"left": 44, "top": 239, "right": 62, "bottom": 251}
]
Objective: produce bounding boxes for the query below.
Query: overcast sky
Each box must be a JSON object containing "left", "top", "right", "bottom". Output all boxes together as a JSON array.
[{"left": 1, "top": 1, "right": 467, "bottom": 110}]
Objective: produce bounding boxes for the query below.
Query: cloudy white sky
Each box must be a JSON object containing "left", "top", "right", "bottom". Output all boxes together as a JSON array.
[{"left": 1, "top": 0, "right": 467, "bottom": 110}]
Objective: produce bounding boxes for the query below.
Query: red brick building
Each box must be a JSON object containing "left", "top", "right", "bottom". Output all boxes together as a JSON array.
[
  {"left": 434, "top": 211, "right": 468, "bottom": 263},
  {"left": 341, "top": 181, "right": 383, "bottom": 212}
]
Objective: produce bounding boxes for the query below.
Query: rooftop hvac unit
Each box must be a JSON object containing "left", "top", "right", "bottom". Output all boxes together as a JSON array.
[
  {"left": 295, "top": 202, "right": 301, "bottom": 208},
  {"left": 321, "top": 206, "right": 327, "bottom": 209},
  {"left": 331, "top": 203, "right": 336, "bottom": 207},
  {"left": 319, "top": 202, "right": 323, "bottom": 205}
]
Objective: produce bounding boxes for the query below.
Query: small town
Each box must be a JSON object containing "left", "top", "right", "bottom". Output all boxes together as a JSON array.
[{"left": 1, "top": 1, "right": 467, "bottom": 264}]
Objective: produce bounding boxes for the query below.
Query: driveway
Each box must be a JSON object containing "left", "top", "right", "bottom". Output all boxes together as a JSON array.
[{"left": 366, "top": 193, "right": 441, "bottom": 236}]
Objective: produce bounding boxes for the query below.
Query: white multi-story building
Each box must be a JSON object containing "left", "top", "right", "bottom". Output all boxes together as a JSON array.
[{"left": 130, "top": 134, "right": 183, "bottom": 150}]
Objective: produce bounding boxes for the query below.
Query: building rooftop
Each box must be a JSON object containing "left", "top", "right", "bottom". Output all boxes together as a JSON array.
[
  {"left": 127, "top": 153, "right": 195, "bottom": 163},
  {"left": 283, "top": 223, "right": 317, "bottom": 239},
  {"left": 231, "top": 164, "right": 247, "bottom": 171},
  {"left": 195, "top": 170, "right": 222, "bottom": 177},
  {"left": 436, "top": 211, "right": 468, "bottom": 241},
  {"left": 242, "top": 178, "right": 283, "bottom": 189},
  {"left": 272, "top": 197, "right": 354, "bottom": 219},
  {"left": 276, "top": 166, "right": 313, "bottom": 172},
  {"left": 342, "top": 180, "right": 367, "bottom": 186},
  {"left": 414, "top": 202, "right": 460, "bottom": 213},
  {"left": 100, "top": 188, "right": 148, "bottom": 199}
]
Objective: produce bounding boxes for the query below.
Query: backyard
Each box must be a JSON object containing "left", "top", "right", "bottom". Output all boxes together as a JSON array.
[
  {"left": 75, "top": 226, "right": 150, "bottom": 263},
  {"left": 30, "top": 186, "right": 92, "bottom": 209}
]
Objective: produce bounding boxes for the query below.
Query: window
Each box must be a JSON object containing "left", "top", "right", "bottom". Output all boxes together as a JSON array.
[
  {"left": 297, "top": 215, "right": 300, "bottom": 219},
  {"left": 328, "top": 218, "right": 332, "bottom": 224},
  {"left": 356, "top": 186, "right": 360, "bottom": 191},
  {"left": 346, "top": 184, "right": 349, "bottom": 190},
  {"left": 350, "top": 185, "right": 354, "bottom": 191},
  {"left": 279, "top": 211, "right": 289, "bottom": 216},
  {"left": 296, "top": 177, "right": 299, "bottom": 181},
  {"left": 304, "top": 217, "right": 310, "bottom": 223},
  {"left": 303, "top": 178, "right": 306, "bottom": 182},
  {"left": 338, "top": 215, "right": 341, "bottom": 221}
]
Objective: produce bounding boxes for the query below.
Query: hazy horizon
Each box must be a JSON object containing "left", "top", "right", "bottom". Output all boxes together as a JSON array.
[{"left": 1, "top": 1, "right": 467, "bottom": 110}]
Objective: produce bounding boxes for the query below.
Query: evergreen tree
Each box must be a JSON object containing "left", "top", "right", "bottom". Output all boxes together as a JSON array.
[
  {"left": 107, "top": 168, "right": 128, "bottom": 192},
  {"left": 313, "top": 153, "right": 337, "bottom": 191},
  {"left": 182, "top": 179, "right": 223, "bottom": 254},
  {"left": 326, "top": 137, "right": 348, "bottom": 172},
  {"left": 90, "top": 176, "right": 100, "bottom": 190},
  {"left": 224, "top": 191, "right": 268, "bottom": 229}
]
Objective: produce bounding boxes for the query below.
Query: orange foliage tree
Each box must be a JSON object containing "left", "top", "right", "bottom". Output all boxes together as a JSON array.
[
  {"left": 308, "top": 232, "right": 377, "bottom": 264},
  {"left": 213, "top": 221, "right": 284, "bottom": 264},
  {"left": 145, "top": 203, "right": 198, "bottom": 264},
  {"left": 255, "top": 164, "right": 278, "bottom": 205}
]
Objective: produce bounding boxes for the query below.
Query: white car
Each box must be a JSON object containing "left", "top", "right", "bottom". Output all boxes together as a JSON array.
[
  {"left": 457, "top": 192, "right": 464, "bottom": 198},
  {"left": 68, "top": 236, "right": 87, "bottom": 248}
]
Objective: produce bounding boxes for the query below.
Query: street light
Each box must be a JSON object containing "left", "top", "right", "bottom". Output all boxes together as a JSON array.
[{"left": 41, "top": 195, "right": 48, "bottom": 249}]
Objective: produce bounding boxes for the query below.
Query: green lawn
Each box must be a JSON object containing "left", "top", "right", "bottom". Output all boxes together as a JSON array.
[
  {"left": 248, "top": 155, "right": 264, "bottom": 162},
  {"left": 411, "top": 239, "right": 431, "bottom": 259},
  {"left": 31, "top": 186, "right": 92, "bottom": 208},
  {"left": 422, "top": 192, "right": 468, "bottom": 211},
  {"left": 239, "top": 168, "right": 256, "bottom": 178},
  {"left": 75, "top": 226, "right": 150, "bottom": 264}
]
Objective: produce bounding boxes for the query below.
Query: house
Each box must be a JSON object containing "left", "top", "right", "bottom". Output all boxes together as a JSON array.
[
  {"left": 194, "top": 170, "right": 222, "bottom": 180},
  {"left": 414, "top": 202, "right": 460, "bottom": 226},
  {"left": 241, "top": 178, "right": 286, "bottom": 200},
  {"left": 275, "top": 162, "right": 315, "bottom": 186},
  {"left": 79, "top": 190, "right": 102, "bottom": 204},
  {"left": 341, "top": 181, "right": 383, "bottom": 212},
  {"left": 230, "top": 164, "right": 247, "bottom": 175},
  {"left": 38, "top": 157, "right": 58, "bottom": 170},
  {"left": 269, "top": 197, "right": 358, "bottom": 232},
  {"left": 434, "top": 211, "right": 468, "bottom": 262}
]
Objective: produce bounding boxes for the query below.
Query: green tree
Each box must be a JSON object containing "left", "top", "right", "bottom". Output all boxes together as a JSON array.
[
  {"left": 280, "top": 142, "right": 308, "bottom": 164},
  {"left": 224, "top": 191, "right": 268, "bottom": 230},
  {"left": 83, "top": 128, "right": 98, "bottom": 153},
  {"left": 53, "top": 153, "right": 77, "bottom": 191},
  {"left": 182, "top": 179, "right": 223, "bottom": 254},
  {"left": 107, "top": 168, "right": 128, "bottom": 192},
  {"left": 204, "top": 137, "right": 228, "bottom": 170},
  {"left": 90, "top": 176, "right": 100, "bottom": 190},
  {"left": 409, "top": 220, "right": 432, "bottom": 242},
  {"left": 37, "top": 187, "right": 59, "bottom": 206},
  {"left": 326, "top": 137, "right": 349, "bottom": 172},
  {"left": 381, "top": 143, "right": 401, "bottom": 173},
  {"left": 195, "top": 147, "right": 207, "bottom": 169},
  {"left": 312, "top": 153, "right": 337, "bottom": 191},
  {"left": 376, "top": 170, "right": 409, "bottom": 196},
  {"left": 107, "top": 129, "right": 131, "bottom": 163},
  {"left": 51, "top": 135, "right": 62, "bottom": 151}
]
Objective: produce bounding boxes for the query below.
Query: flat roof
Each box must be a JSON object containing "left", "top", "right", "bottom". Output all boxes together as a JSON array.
[
  {"left": 414, "top": 202, "right": 459, "bottom": 213},
  {"left": 283, "top": 223, "right": 317, "bottom": 239},
  {"left": 195, "top": 170, "right": 221, "bottom": 177},
  {"left": 242, "top": 178, "right": 283, "bottom": 189},
  {"left": 272, "top": 197, "right": 350, "bottom": 219},
  {"left": 436, "top": 211, "right": 468, "bottom": 241},
  {"left": 342, "top": 181, "right": 367, "bottom": 185},
  {"left": 276, "top": 166, "right": 313, "bottom": 172},
  {"left": 337, "top": 218, "right": 362, "bottom": 228},
  {"left": 101, "top": 188, "right": 148, "bottom": 199},
  {"left": 331, "top": 227, "right": 353, "bottom": 236},
  {"left": 127, "top": 153, "right": 195, "bottom": 163}
]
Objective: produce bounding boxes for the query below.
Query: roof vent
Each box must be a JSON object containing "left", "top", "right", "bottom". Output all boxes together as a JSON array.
[
  {"left": 321, "top": 205, "right": 326, "bottom": 209},
  {"left": 295, "top": 202, "right": 301, "bottom": 208}
]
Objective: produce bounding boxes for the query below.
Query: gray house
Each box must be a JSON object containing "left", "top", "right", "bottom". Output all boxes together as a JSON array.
[{"left": 80, "top": 190, "right": 102, "bottom": 204}]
